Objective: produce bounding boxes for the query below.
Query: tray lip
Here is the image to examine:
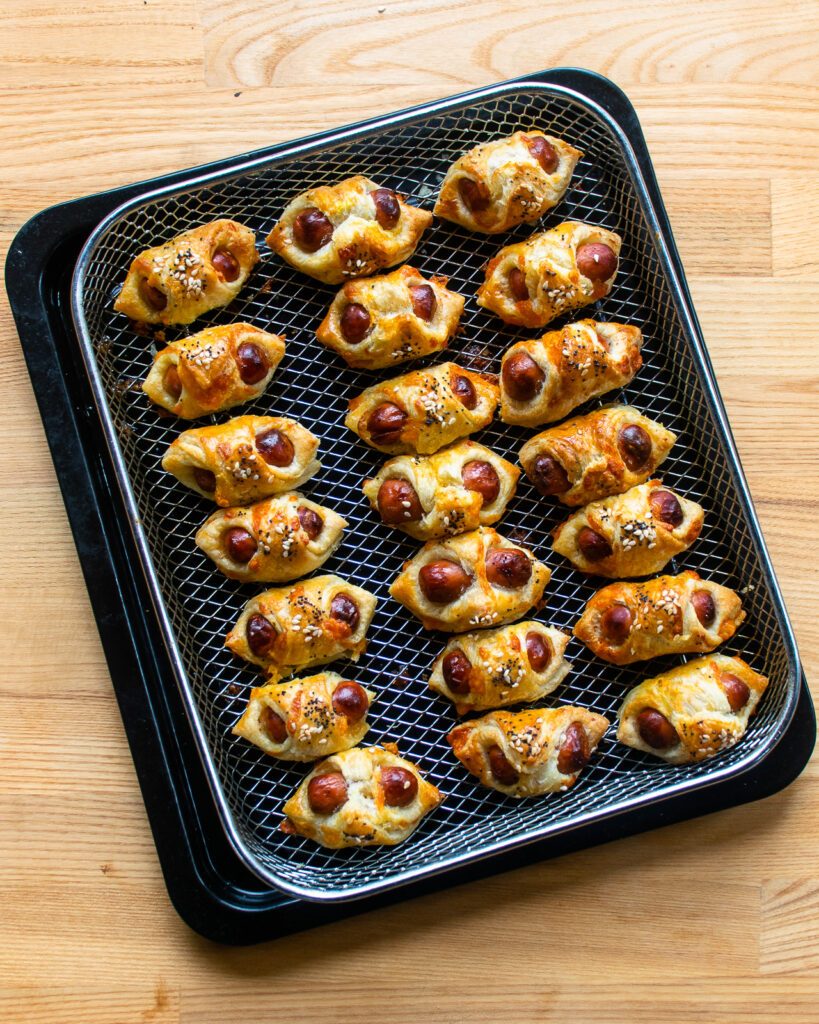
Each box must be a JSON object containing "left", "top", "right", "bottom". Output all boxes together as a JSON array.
[{"left": 68, "top": 74, "right": 803, "bottom": 904}]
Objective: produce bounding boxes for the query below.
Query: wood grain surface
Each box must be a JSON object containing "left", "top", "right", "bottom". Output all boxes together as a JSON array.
[{"left": 1, "top": 2, "right": 817, "bottom": 1021}]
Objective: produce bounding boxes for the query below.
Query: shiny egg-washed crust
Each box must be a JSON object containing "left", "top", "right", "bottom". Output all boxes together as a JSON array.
[
  {"left": 476, "top": 221, "right": 622, "bottom": 328},
  {"left": 519, "top": 405, "right": 676, "bottom": 507},
  {"left": 552, "top": 480, "right": 704, "bottom": 578},
  {"left": 500, "top": 320, "right": 643, "bottom": 427},
  {"left": 434, "top": 131, "right": 583, "bottom": 234},
  {"left": 162, "top": 415, "right": 320, "bottom": 507},
  {"left": 429, "top": 621, "right": 571, "bottom": 715},
  {"left": 574, "top": 570, "right": 745, "bottom": 665},
  {"left": 389, "top": 526, "right": 551, "bottom": 633},
  {"left": 281, "top": 745, "right": 443, "bottom": 848},
  {"left": 225, "top": 574, "right": 377, "bottom": 679},
  {"left": 232, "top": 672, "right": 375, "bottom": 761},
  {"left": 114, "top": 219, "right": 259, "bottom": 325},
  {"left": 617, "top": 654, "right": 769, "bottom": 765},
  {"left": 195, "top": 491, "right": 347, "bottom": 583},
  {"left": 362, "top": 440, "right": 519, "bottom": 541},
  {"left": 266, "top": 175, "right": 433, "bottom": 285},
  {"left": 142, "top": 324, "right": 285, "bottom": 419},
  {"left": 316, "top": 265, "right": 465, "bottom": 369},
  {"left": 448, "top": 706, "right": 609, "bottom": 798},
  {"left": 345, "top": 362, "right": 499, "bottom": 455}
]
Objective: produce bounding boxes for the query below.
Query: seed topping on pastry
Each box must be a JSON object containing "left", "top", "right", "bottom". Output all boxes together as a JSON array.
[{"left": 152, "top": 246, "right": 206, "bottom": 296}]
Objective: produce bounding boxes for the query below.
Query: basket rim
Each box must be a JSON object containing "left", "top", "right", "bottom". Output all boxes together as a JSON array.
[{"left": 69, "top": 76, "right": 802, "bottom": 904}]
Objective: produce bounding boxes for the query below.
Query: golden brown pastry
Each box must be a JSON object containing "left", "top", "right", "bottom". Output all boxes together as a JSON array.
[
  {"left": 162, "top": 415, "right": 320, "bottom": 507},
  {"left": 389, "top": 526, "right": 550, "bottom": 633},
  {"left": 315, "top": 265, "right": 464, "bottom": 369},
  {"left": 519, "top": 405, "right": 676, "bottom": 507},
  {"left": 195, "top": 492, "right": 347, "bottom": 582},
  {"left": 281, "top": 744, "right": 443, "bottom": 848},
  {"left": 500, "top": 320, "right": 643, "bottom": 427},
  {"left": 232, "top": 672, "right": 375, "bottom": 761},
  {"left": 617, "top": 654, "right": 769, "bottom": 764},
  {"left": 552, "top": 480, "right": 704, "bottom": 578},
  {"left": 266, "top": 175, "right": 432, "bottom": 285},
  {"left": 428, "top": 621, "right": 571, "bottom": 715},
  {"left": 114, "top": 219, "right": 259, "bottom": 325},
  {"left": 142, "top": 324, "right": 285, "bottom": 419},
  {"left": 225, "top": 574, "right": 377, "bottom": 680},
  {"left": 448, "top": 707, "right": 609, "bottom": 798},
  {"left": 434, "top": 131, "right": 583, "bottom": 234},
  {"left": 573, "top": 570, "right": 745, "bottom": 665},
  {"left": 345, "top": 362, "right": 499, "bottom": 455},
  {"left": 363, "top": 440, "right": 519, "bottom": 541},
  {"left": 476, "top": 221, "right": 622, "bottom": 328}
]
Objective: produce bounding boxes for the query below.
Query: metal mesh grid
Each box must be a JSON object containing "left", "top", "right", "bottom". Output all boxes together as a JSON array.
[{"left": 76, "top": 85, "right": 795, "bottom": 899}]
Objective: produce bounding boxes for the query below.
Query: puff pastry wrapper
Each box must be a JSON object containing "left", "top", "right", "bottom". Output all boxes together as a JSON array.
[
  {"left": 429, "top": 621, "right": 570, "bottom": 715},
  {"left": 389, "top": 526, "right": 550, "bottom": 633},
  {"left": 617, "top": 654, "right": 768, "bottom": 764},
  {"left": 142, "top": 323, "right": 285, "bottom": 419},
  {"left": 267, "top": 175, "right": 432, "bottom": 285},
  {"left": 114, "top": 219, "right": 259, "bottom": 325},
  {"left": 448, "top": 707, "right": 609, "bottom": 798},
  {"left": 519, "top": 405, "right": 676, "bottom": 507},
  {"left": 225, "top": 574, "right": 377, "bottom": 679},
  {"left": 345, "top": 362, "right": 499, "bottom": 455},
  {"left": 477, "top": 221, "right": 622, "bottom": 328},
  {"left": 552, "top": 480, "right": 704, "bottom": 578},
  {"left": 363, "top": 440, "right": 519, "bottom": 541},
  {"left": 281, "top": 745, "right": 443, "bottom": 848},
  {"left": 232, "top": 672, "right": 374, "bottom": 761},
  {"left": 316, "top": 266, "right": 464, "bottom": 369},
  {"left": 500, "top": 320, "right": 642, "bottom": 427},
  {"left": 435, "top": 131, "right": 582, "bottom": 234},
  {"left": 162, "top": 415, "right": 320, "bottom": 507},
  {"left": 574, "top": 570, "right": 745, "bottom": 665},
  {"left": 195, "top": 492, "right": 346, "bottom": 582}
]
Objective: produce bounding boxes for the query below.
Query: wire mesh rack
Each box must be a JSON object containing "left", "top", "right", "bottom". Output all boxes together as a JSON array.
[{"left": 71, "top": 81, "right": 799, "bottom": 901}]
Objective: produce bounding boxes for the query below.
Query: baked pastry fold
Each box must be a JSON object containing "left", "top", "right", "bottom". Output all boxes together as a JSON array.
[
  {"left": 225, "top": 574, "right": 377, "bottom": 679},
  {"left": 500, "top": 320, "right": 642, "bottom": 427},
  {"left": 519, "top": 405, "right": 676, "bottom": 507},
  {"left": 617, "top": 654, "right": 768, "bottom": 764},
  {"left": 162, "top": 415, "right": 320, "bottom": 507},
  {"left": 232, "top": 672, "right": 375, "bottom": 761},
  {"left": 434, "top": 131, "right": 582, "bottom": 233},
  {"left": 267, "top": 175, "right": 432, "bottom": 285},
  {"left": 476, "top": 221, "right": 622, "bottom": 328},
  {"left": 428, "top": 621, "right": 570, "bottom": 714},
  {"left": 142, "top": 323, "right": 285, "bottom": 419},
  {"left": 281, "top": 745, "right": 443, "bottom": 848},
  {"left": 195, "top": 492, "right": 346, "bottom": 582},
  {"left": 448, "top": 707, "right": 609, "bottom": 797},
  {"left": 345, "top": 362, "right": 499, "bottom": 455},
  {"left": 552, "top": 480, "right": 704, "bottom": 578},
  {"left": 573, "top": 570, "right": 745, "bottom": 665},
  {"left": 114, "top": 219, "right": 259, "bottom": 325},
  {"left": 389, "top": 526, "right": 550, "bottom": 633},
  {"left": 316, "top": 265, "right": 464, "bottom": 369},
  {"left": 363, "top": 440, "right": 519, "bottom": 541}
]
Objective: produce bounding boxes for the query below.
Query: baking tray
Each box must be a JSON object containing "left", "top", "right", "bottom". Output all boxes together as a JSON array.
[{"left": 8, "top": 69, "right": 813, "bottom": 932}]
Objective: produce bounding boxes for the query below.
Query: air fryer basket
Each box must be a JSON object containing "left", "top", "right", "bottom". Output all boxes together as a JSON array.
[{"left": 72, "top": 82, "right": 799, "bottom": 901}]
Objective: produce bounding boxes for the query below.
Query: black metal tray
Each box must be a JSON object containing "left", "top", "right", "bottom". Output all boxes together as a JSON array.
[{"left": 7, "top": 68, "right": 813, "bottom": 940}]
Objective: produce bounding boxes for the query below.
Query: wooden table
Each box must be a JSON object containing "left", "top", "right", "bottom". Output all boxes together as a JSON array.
[{"left": 2, "top": 2, "right": 817, "bottom": 1020}]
